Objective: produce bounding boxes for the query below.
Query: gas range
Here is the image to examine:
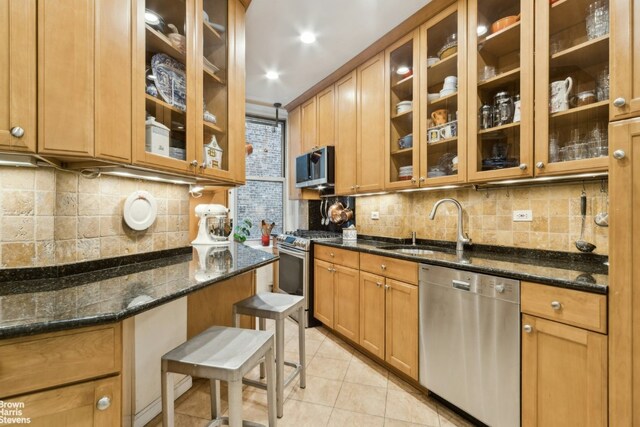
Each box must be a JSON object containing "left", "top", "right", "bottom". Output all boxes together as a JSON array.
[{"left": 275, "top": 230, "right": 341, "bottom": 251}]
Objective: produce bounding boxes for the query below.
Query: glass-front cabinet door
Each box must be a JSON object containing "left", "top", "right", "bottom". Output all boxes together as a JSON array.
[
  {"left": 419, "top": 2, "right": 467, "bottom": 186},
  {"left": 385, "top": 30, "right": 420, "bottom": 190},
  {"left": 197, "top": 0, "right": 233, "bottom": 181},
  {"left": 468, "top": 0, "right": 534, "bottom": 182},
  {"left": 135, "top": 0, "right": 196, "bottom": 173},
  {"left": 534, "top": 0, "right": 610, "bottom": 176}
]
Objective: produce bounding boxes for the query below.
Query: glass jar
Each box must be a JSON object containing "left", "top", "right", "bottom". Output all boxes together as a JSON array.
[{"left": 493, "top": 91, "right": 514, "bottom": 126}]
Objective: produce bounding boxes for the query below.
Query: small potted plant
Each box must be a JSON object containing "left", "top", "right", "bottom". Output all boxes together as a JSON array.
[{"left": 233, "top": 219, "right": 252, "bottom": 243}]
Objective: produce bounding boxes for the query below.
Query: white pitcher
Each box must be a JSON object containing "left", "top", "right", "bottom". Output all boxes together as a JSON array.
[{"left": 550, "top": 77, "right": 573, "bottom": 113}]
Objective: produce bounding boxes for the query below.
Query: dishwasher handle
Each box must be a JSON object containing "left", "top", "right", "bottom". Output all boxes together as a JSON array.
[{"left": 452, "top": 279, "right": 471, "bottom": 291}]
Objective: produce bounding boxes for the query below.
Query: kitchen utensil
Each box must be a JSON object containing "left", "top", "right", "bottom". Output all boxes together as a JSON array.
[
  {"left": 549, "top": 77, "right": 573, "bottom": 113},
  {"left": 396, "top": 100, "right": 413, "bottom": 114},
  {"left": 586, "top": 0, "right": 609, "bottom": 39},
  {"left": 490, "top": 14, "right": 520, "bottom": 33},
  {"left": 327, "top": 201, "right": 345, "bottom": 224},
  {"left": 479, "top": 65, "right": 496, "bottom": 81},
  {"left": 431, "top": 109, "right": 448, "bottom": 125},
  {"left": 596, "top": 66, "right": 609, "bottom": 101},
  {"left": 576, "top": 191, "right": 597, "bottom": 252},
  {"left": 439, "top": 88, "right": 456, "bottom": 98},
  {"left": 398, "top": 134, "right": 413, "bottom": 149},
  {"left": 438, "top": 44, "right": 457, "bottom": 59},
  {"left": 427, "top": 57, "right": 439, "bottom": 67},
  {"left": 493, "top": 91, "right": 514, "bottom": 125},
  {"left": 512, "top": 94, "right": 521, "bottom": 123},
  {"left": 340, "top": 208, "right": 354, "bottom": 223},
  {"left": 480, "top": 104, "right": 493, "bottom": 129},
  {"left": 443, "top": 76, "right": 458, "bottom": 90},
  {"left": 573, "top": 91, "right": 596, "bottom": 107},
  {"left": 124, "top": 191, "right": 158, "bottom": 231},
  {"left": 320, "top": 199, "right": 326, "bottom": 225},
  {"left": 427, "top": 93, "right": 440, "bottom": 103},
  {"left": 594, "top": 184, "right": 609, "bottom": 227}
]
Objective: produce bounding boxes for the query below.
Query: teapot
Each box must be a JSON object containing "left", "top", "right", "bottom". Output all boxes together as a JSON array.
[{"left": 549, "top": 77, "right": 573, "bottom": 113}]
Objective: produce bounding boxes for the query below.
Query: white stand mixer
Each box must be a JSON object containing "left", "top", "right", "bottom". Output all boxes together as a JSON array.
[{"left": 191, "top": 204, "right": 231, "bottom": 246}]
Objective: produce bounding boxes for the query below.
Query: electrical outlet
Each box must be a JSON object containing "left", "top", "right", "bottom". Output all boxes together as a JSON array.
[
  {"left": 371, "top": 211, "right": 380, "bottom": 220},
  {"left": 513, "top": 210, "right": 533, "bottom": 222}
]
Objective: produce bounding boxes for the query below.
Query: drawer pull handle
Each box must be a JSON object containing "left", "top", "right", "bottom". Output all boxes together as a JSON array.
[
  {"left": 381, "top": 264, "right": 387, "bottom": 270},
  {"left": 376, "top": 282, "right": 383, "bottom": 287},
  {"left": 550, "top": 301, "right": 562, "bottom": 310},
  {"left": 384, "top": 284, "right": 390, "bottom": 290},
  {"left": 96, "top": 396, "right": 111, "bottom": 411},
  {"left": 523, "top": 325, "right": 533, "bottom": 334}
]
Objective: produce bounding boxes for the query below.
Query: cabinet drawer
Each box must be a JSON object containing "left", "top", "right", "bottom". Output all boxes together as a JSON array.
[
  {"left": 521, "top": 282, "right": 606, "bottom": 333},
  {"left": 315, "top": 245, "right": 359, "bottom": 269},
  {"left": 0, "top": 324, "right": 121, "bottom": 398},
  {"left": 360, "top": 253, "right": 418, "bottom": 285}
]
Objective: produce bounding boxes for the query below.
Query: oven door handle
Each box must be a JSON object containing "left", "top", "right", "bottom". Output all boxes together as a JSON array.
[{"left": 278, "top": 246, "right": 308, "bottom": 258}]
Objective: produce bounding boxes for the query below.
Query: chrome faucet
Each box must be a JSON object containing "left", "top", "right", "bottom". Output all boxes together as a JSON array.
[{"left": 428, "top": 198, "right": 471, "bottom": 253}]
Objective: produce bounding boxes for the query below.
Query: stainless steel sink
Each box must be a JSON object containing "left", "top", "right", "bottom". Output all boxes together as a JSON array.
[{"left": 378, "top": 245, "right": 443, "bottom": 256}]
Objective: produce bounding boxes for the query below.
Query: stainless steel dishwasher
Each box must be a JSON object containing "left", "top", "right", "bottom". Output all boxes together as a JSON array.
[{"left": 419, "top": 264, "right": 520, "bottom": 427}]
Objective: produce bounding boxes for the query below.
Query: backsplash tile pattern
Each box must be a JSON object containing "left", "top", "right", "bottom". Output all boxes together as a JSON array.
[
  {"left": 356, "top": 182, "right": 609, "bottom": 255},
  {"left": 0, "top": 167, "right": 190, "bottom": 268}
]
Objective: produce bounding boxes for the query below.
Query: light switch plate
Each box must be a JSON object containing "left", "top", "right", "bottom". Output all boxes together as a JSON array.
[
  {"left": 513, "top": 210, "right": 533, "bottom": 222},
  {"left": 371, "top": 211, "right": 380, "bottom": 220}
]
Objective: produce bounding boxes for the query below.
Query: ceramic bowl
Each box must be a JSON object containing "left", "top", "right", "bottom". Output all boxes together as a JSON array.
[
  {"left": 428, "top": 93, "right": 440, "bottom": 103},
  {"left": 427, "top": 57, "right": 440, "bottom": 67},
  {"left": 491, "top": 15, "right": 520, "bottom": 33}
]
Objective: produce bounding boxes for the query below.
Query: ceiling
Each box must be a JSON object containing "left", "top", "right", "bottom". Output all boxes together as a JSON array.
[{"left": 245, "top": 0, "right": 430, "bottom": 107}]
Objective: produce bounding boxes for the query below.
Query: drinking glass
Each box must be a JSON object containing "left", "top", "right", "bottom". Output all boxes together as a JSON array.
[
  {"left": 586, "top": 0, "right": 609, "bottom": 40},
  {"left": 596, "top": 66, "right": 609, "bottom": 101},
  {"left": 549, "top": 131, "right": 560, "bottom": 162}
]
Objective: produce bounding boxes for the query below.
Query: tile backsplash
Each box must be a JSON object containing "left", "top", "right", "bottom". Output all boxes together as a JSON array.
[
  {"left": 356, "top": 181, "right": 609, "bottom": 255},
  {"left": 0, "top": 167, "right": 190, "bottom": 268}
]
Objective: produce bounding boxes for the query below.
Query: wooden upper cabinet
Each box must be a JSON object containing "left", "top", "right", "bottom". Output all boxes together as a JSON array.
[
  {"left": 288, "top": 106, "right": 303, "bottom": 200},
  {"left": 38, "top": 0, "right": 132, "bottom": 161},
  {"left": 522, "top": 315, "right": 607, "bottom": 427},
  {"left": 300, "top": 97, "right": 317, "bottom": 153},
  {"left": 0, "top": 0, "right": 36, "bottom": 153},
  {"left": 317, "top": 86, "right": 335, "bottom": 147},
  {"left": 385, "top": 30, "right": 420, "bottom": 190},
  {"left": 467, "top": 0, "right": 534, "bottom": 182},
  {"left": 334, "top": 70, "right": 358, "bottom": 195},
  {"left": 610, "top": 0, "right": 640, "bottom": 120},
  {"left": 357, "top": 52, "right": 386, "bottom": 193},
  {"left": 533, "top": 0, "right": 609, "bottom": 176},
  {"left": 420, "top": 2, "right": 468, "bottom": 187}
]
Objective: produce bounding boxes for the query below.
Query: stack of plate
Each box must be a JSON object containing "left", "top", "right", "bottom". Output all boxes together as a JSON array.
[{"left": 398, "top": 166, "right": 413, "bottom": 181}]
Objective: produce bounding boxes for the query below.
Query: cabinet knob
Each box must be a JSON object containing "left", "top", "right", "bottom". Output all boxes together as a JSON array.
[
  {"left": 411, "top": 177, "right": 417, "bottom": 184},
  {"left": 519, "top": 163, "right": 527, "bottom": 170},
  {"left": 10, "top": 126, "right": 24, "bottom": 138},
  {"left": 613, "top": 149, "right": 626, "bottom": 160},
  {"left": 326, "top": 267, "right": 332, "bottom": 272},
  {"left": 535, "top": 162, "right": 544, "bottom": 169},
  {"left": 523, "top": 324, "right": 533, "bottom": 334},
  {"left": 355, "top": 185, "right": 360, "bottom": 189},
  {"left": 495, "top": 284, "right": 505, "bottom": 293},
  {"left": 384, "top": 284, "right": 390, "bottom": 290},
  {"left": 96, "top": 396, "right": 111, "bottom": 411},
  {"left": 380, "top": 264, "right": 387, "bottom": 270},
  {"left": 613, "top": 97, "right": 626, "bottom": 108},
  {"left": 200, "top": 162, "right": 207, "bottom": 169},
  {"left": 351, "top": 186, "right": 355, "bottom": 190},
  {"left": 550, "top": 301, "right": 562, "bottom": 310},
  {"left": 330, "top": 252, "right": 334, "bottom": 257},
  {"left": 190, "top": 160, "right": 199, "bottom": 167},
  {"left": 376, "top": 282, "right": 383, "bottom": 288},
  {"left": 419, "top": 177, "right": 425, "bottom": 183}
]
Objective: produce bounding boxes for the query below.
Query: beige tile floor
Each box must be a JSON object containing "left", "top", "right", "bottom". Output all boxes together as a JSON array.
[{"left": 148, "top": 319, "right": 476, "bottom": 427}]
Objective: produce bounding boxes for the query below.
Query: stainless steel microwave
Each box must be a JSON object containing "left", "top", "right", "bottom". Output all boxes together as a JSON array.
[{"left": 295, "top": 146, "right": 335, "bottom": 189}]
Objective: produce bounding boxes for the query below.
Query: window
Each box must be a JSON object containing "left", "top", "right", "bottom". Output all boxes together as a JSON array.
[{"left": 235, "top": 116, "right": 285, "bottom": 239}]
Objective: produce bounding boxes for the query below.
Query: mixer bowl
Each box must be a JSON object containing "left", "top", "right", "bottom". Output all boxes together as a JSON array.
[{"left": 207, "top": 215, "right": 233, "bottom": 241}]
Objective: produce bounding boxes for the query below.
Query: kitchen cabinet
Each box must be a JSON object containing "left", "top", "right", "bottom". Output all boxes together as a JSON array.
[
  {"left": 357, "top": 52, "right": 386, "bottom": 193},
  {"left": 385, "top": 30, "right": 420, "bottom": 190},
  {"left": 6, "top": 375, "right": 121, "bottom": 426},
  {"left": 0, "top": 0, "right": 36, "bottom": 154},
  {"left": 300, "top": 97, "right": 318, "bottom": 153},
  {"left": 133, "top": 0, "right": 246, "bottom": 181},
  {"left": 314, "top": 258, "right": 335, "bottom": 328},
  {"left": 610, "top": 0, "right": 640, "bottom": 120},
  {"left": 287, "top": 105, "right": 321, "bottom": 200},
  {"left": 313, "top": 248, "right": 360, "bottom": 341},
  {"left": 533, "top": 0, "right": 610, "bottom": 176},
  {"left": 334, "top": 70, "right": 358, "bottom": 195},
  {"left": 608, "top": 118, "right": 640, "bottom": 425},
  {"left": 317, "top": 86, "right": 335, "bottom": 147},
  {"left": 521, "top": 314, "right": 607, "bottom": 427},
  {"left": 418, "top": 2, "right": 468, "bottom": 187},
  {"left": 38, "top": 0, "right": 132, "bottom": 161},
  {"left": 467, "top": 0, "right": 534, "bottom": 181},
  {"left": 359, "top": 271, "right": 419, "bottom": 379}
]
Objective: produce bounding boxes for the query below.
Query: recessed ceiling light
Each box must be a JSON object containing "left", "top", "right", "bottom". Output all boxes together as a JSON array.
[
  {"left": 300, "top": 32, "right": 316, "bottom": 44},
  {"left": 266, "top": 71, "right": 279, "bottom": 80},
  {"left": 477, "top": 25, "right": 488, "bottom": 36},
  {"left": 396, "top": 66, "right": 411, "bottom": 76}
]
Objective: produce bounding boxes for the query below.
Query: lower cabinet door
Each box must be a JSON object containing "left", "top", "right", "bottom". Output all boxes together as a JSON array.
[
  {"left": 8, "top": 375, "right": 121, "bottom": 426},
  {"left": 314, "top": 259, "right": 335, "bottom": 328},
  {"left": 522, "top": 315, "right": 607, "bottom": 427},
  {"left": 359, "top": 271, "right": 385, "bottom": 359},
  {"left": 385, "top": 279, "right": 418, "bottom": 380},
  {"left": 333, "top": 265, "right": 360, "bottom": 343}
]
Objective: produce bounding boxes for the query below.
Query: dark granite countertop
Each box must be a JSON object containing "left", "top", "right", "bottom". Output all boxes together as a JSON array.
[
  {"left": 0, "top": 244, "right": 277, "bottom": 339},
  {"left": 316, "top": 238, "right": 608, "bottom": 294}
]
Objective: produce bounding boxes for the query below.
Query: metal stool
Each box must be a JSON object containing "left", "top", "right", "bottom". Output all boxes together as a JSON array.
[
  {"left": 233, "top": 293, "right": 306, "bottom": 418},
  {"left": 161, "top": 326, "right": 276, "bottom": 427}
]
